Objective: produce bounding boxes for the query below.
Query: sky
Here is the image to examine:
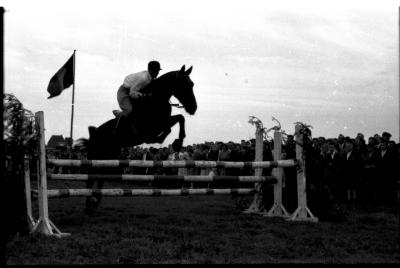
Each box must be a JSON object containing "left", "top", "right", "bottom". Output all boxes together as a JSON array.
[{"left": 2, "top": 0, "right": 400, "bottom": 146}]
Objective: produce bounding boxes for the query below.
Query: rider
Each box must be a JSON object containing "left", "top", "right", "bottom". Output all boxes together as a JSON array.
[{"left": 115, "top": 61, "right": 162, "bottom": 140}]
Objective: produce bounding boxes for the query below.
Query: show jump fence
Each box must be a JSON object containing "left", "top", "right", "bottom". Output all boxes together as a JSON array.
[{"left": 26, "top": 111, "right": 317, "bottom": 238}]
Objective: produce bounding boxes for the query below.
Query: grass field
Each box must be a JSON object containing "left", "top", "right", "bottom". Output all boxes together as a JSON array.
[{"left": 5, "top": 182, "right": 400, "bottom": 264}]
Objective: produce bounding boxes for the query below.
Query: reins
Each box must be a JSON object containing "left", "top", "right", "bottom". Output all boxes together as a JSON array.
[{"left": 170, "top": 103, "right": 185, "bottom": 109}]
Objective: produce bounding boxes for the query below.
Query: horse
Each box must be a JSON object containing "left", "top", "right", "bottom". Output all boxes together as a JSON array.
[{"left": 84, "top": 65, "right": 197, "bottom": 214}]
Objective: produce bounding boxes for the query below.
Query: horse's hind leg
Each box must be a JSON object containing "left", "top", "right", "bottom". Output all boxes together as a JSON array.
[
  {"left": 92, "top": 180, "right": 104, "bottom": 209},
  {"left": 85, "top": 179, "right": 96, "bottom": 214},
  {"left": 91, "top": 166, "right": 117, "bottom": 210}
]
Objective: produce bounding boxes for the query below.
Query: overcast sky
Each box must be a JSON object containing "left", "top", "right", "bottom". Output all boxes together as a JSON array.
[{"left": 2, "top": 0, "right": 399, "bottom": 145}]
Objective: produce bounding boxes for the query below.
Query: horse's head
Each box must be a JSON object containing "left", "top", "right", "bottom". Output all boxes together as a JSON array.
[{"left": 173, "top": 65, "right": 197, "bottom": 115}]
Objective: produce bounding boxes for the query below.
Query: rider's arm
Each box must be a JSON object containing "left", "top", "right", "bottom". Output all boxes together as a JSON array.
[
  {"left": 129, "top": 77, "right": 151, "bottom": 99},
  {"left": 129, "top": 81, "right": 146, "bottom": 98},
  {"left": 129, "top": 90, "right": 143, "bottom": 99}
]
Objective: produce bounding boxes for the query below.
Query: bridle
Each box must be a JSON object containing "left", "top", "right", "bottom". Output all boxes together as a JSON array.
[
  {"left": 170, "top": 102, "right": 185, "bottom": 109},
  {"left": 169, "top": 74, "right": 188, "bottom": 109}
]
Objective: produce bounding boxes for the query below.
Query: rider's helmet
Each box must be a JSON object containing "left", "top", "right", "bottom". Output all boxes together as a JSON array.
[{"left": 148, "top": 61, "right": 162, "bottom": 71}]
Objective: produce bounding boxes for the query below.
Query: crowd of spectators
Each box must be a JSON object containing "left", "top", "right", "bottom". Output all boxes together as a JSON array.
[
  {"left": 298, "top": 131, "right": 400, "bottom": 219},
  {"left": 47, "top": 130, "right": 400, "bottom": 220}
]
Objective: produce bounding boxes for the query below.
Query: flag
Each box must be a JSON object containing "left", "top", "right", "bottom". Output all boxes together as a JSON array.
[{"left": 47, "top": 53, "right": 74, "bottom": 99}]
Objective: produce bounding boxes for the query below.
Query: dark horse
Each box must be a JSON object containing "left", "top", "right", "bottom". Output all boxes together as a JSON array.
[{"left": 84, "top": 65, "right": 197, "bottom": 213}]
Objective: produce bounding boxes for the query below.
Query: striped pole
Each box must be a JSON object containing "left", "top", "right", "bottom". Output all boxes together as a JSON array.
[
  {"left": 47, "top": 159, "right": 297, "bottom": 169},
  {"left": 45, "top": 188, "right": 258, "bottom": 198},
  {"left": 48, "top": 174, "right": 278, "bottom": 183}
]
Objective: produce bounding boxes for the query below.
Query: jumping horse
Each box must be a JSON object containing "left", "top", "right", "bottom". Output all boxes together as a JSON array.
[{"left": 84, "top": 65, "right": 197, "bottom": 213}]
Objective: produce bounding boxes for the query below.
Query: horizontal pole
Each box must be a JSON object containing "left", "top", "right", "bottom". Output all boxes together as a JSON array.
[
  {"left": 48, "top": 174, "right": 277, "bottom": 183},
  {"left": 47, "top": 159, "right": 297, "bottom": 168},
  {"left": 45, "top": 188, "right": 258, "bottom": 198}
]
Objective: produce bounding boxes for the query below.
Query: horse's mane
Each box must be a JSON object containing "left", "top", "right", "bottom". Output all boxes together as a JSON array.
[
  {"left": 157, "top": 71, "right": 178, "bottom": 80},
  {"left": 153, "top": 71, "right": 178, "bottom": 86},
  {"left": 142, "top": 71, "right": 178, "bottom": 97}
]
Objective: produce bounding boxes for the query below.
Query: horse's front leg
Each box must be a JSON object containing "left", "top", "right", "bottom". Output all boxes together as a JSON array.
[
  {"left": 154, "top": 115, "right": 185, "bottom": 143},
  {"left": 173, "top": 114, "right": 185, "bottom": 140}
]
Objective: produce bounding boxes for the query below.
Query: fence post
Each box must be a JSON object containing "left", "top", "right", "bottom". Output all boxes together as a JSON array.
[
  {"left": 243, "top": 126, "right": 265, "bottom": 214},
  {"left": 266, "top": 130, "right": 289, "bottom": 217},
  {"left": 288, "top": 124, "right": 318, "bottom": 222},
  {"left": 24, "top": 156, "right": 36, "bottom": 230},
  {"left": 30, "top": 111, "right": 70, "bottom": 237}
]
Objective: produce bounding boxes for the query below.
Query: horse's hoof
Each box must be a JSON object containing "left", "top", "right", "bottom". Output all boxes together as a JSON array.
[{"left": 172, "top": 139, "right": 183, "bottom": 151}]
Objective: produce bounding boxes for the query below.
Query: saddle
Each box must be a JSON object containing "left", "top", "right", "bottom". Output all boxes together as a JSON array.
[
  {"left": 112, "top": 110, "right": 143, "bottom": 143},
  {"left": 112, "top": 110, "right": 160, "bottom": 144}
]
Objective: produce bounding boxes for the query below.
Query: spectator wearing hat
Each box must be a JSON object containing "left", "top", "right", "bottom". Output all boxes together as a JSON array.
[
  {"left": 337, "top": 134, "right": 346, "bottom": 157},
  {"left": 192, "top": 144, "right": 210, "bottom": 187},
  {"left": 367, "top": 136, "right": 378, "bottom": 149},
  {"left": 184, "top": 145, "right": 195, "bottom": 175},
  {"left": 208, "top": 142, "right": 220, "bottom": 175},
  {"left": 115, "top": 61, "right": 162, "bottom": 141},
  {"left": 162, "top": 143, "right": 182, "bottom": 188},
  {"left": 310, "top": 140, "right": 341, "bottom": 220},
  {"left": 323, "top": 140, "right": 342, "bottom": 202},
  {"left": 308, "top": 141, "right": 329, "bottom": 218},
  {"left": 240, "top": 142, "right": 254, "bottom": 176},
  {"left": 381, "top": 132, "right": 392, "bottom": 142},
  {"left": 374, "top": 137, "right": 397, "bottom": 206},
  {"left": 340, "top": 139, "right": 364, "bottom": 205},
  {"left": 227, "top": 143, "right": 243, "bottom": 176},
  {"left": 217, "top": 144, "right": 230, "bottom": 176},
  {"left": 373, "top": 134, "right": 382, "bottom": 145},
  {"left": 364, "top": 137, "right": 379, "bottom": 204},
  {"left": 355, "top": 133, "right": 367, "bottom": 159},
  {"left": 388, "top": 140, "right": 397, "bottom": 153}
]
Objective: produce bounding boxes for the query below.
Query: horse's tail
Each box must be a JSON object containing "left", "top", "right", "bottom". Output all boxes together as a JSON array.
[
  {"left": 88, "top": 125, "right": 97, "bottom": 138},
  {"left": 73, "top": 126, "right": 97, "bottom": 149},
  {"left": 73, "top": 137, "right": 89, "bottom": 151},
  {"left": 85, "top": 125, "right": 99, "bottom": 160}
]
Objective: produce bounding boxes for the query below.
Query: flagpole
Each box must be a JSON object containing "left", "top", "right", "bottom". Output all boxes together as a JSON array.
[{"left": 69, "top": 49, "right": 76, "bottom": 144}]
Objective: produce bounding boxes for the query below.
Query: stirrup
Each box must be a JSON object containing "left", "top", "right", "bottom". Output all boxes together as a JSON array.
[
  {"left": 113, "top": 113, "right": 123, "bottom": 137},
  {"left": 112, "top": 110, "right": 122, "bottom": 117}
]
